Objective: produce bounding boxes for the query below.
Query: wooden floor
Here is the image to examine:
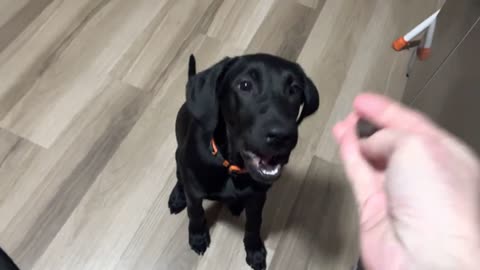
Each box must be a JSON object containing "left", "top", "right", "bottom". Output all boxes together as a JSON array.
[{"left": 0, "top": 1, "right": 442, "bottom": 269}]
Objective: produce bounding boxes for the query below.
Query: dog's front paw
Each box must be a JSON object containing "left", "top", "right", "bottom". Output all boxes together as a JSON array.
[
  {"left": 189, "top": 229, "right": 210, "bottom": 255},
  {"left": 168, "top": 184, "right": 186, "bottom": 214},
  {"left": 245, "top": 244, "right": 267, "bottom": 270}
]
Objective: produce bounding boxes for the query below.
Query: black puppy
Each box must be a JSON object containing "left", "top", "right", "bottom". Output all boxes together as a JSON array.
[
  {"left": 169, "top": 53, "right": 319, "bottom": 270},
  {"left": 0, "top": 248, "right": 20, "bottom": 270}
]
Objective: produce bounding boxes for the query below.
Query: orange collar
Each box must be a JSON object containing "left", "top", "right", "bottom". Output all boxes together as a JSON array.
[{"left": 210, "top": 139, "right": 247, "bottom": 174}]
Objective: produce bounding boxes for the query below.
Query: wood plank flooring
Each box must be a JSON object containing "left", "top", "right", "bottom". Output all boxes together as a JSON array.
[{"left": 0, "top": 0, "right": 442, "bottom": 269}]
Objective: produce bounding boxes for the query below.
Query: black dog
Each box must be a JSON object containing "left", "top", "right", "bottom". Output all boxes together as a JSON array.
[
  {"left": 169, "top": 53, "right": 319, "bottom": 270},
  {"left": 0, "top": 248, "right": 20, "bottom": 270}
]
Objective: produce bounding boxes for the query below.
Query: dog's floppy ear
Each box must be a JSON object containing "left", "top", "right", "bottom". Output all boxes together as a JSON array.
[
  {"left": 186, "top": 54, "right": 234, "bottom": 134},
  {"left": 297, "top": 76, "right": 319, "bottom": 124}
]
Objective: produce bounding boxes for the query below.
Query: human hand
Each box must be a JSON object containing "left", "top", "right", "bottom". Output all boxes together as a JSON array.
[{"left": 333, "top": 93, "right": 480, "bottom": 270}]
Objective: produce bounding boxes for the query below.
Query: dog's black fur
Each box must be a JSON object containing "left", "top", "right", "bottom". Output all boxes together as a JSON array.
[
  {"left": 0, "top": 248, "right": 19, "bottom": 270},
  {"left": 169, "top": 53, "right": 319, "bottom": 270}
]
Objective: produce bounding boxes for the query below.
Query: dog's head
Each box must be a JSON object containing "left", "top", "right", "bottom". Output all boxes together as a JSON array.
[{"left": 186, "top": 54, "right": 319, "bottom": 183}]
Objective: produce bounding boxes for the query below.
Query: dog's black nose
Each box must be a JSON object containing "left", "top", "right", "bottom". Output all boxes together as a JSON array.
[{"left": 266, "top": 127, "right": 294, "bottom": 145}]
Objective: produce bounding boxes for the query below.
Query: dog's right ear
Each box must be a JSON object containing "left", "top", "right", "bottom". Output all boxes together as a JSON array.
[{"left": 186, "top": 55, "right": 234, "bottom": 134}]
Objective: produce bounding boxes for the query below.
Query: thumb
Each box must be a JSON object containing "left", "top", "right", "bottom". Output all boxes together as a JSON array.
[
  {"left": 336, "top": 123, "right": 407, "bottom": 270},
  {"left": 337, "top": 122, "right": 381, "bottom": 207},
  {"left": 359, "top": 129, "right": 405, "bottom": 167}
]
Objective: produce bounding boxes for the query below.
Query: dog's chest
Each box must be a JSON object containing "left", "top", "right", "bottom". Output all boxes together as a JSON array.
[{"left": 205, "top": 175, "right": 256, "bottom": 200}]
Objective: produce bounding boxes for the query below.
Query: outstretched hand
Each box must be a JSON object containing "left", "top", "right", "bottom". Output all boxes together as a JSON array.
[{"left": 333, "top": 93, "right": 480, "bottom": 270}]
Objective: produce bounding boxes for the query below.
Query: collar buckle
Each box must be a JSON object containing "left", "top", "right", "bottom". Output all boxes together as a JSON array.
[{"left": 210, "top": 139, "right": 247, "bottom": 174}]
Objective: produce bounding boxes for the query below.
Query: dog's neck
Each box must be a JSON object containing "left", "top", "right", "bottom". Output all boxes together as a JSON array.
[{"left": 213, "top": 115, "right": 244, "bottom": 167}]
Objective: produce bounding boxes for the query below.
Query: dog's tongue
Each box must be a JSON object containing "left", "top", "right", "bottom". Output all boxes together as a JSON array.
[
  {"left": 243, "top": 151, "right": 282, "bottom": 178},
  {"left": 259, "top": 156, "right": 273, "bottom": 166},
  {"left": 260, "top": 156, "right": 281, "bottom": 169}
]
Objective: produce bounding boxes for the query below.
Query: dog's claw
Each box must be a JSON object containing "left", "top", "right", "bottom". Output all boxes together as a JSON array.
[
  {"left": 246, "top": 244, "right": 267, "bottom": 270},
  {"left": 168, "top": 185, "right": 187, "bottom": 214},
  {"left": 189, "top": 230, "right": 210, "bottom": 255}
]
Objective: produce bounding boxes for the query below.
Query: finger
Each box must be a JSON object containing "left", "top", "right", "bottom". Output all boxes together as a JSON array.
[
  {"left": 354, "top": 93, "right": 436, "bottom": 134},
  {"left": 359, "top": 129, "right": 405, "bottom": 162},
  {"left": 333, "top": 113, "right": 358, "bottom": 143},
  {"left": 333, "top": 122, "right": 345, "bottom": 143},
  {"left": 342, "top": 112, "right": 359, "bottom": 130},
  {"left": 338, "top": 123, "right": 379, "bottom": 204}
]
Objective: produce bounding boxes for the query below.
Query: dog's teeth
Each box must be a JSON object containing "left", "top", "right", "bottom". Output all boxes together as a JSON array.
[{"left": 260, "top": 165, "right": 281, "bottom": 176}]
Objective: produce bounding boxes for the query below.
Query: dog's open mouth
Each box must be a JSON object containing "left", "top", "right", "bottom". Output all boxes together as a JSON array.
[{"left": 242, "top": 151, "right": 285, "bottom": 181}]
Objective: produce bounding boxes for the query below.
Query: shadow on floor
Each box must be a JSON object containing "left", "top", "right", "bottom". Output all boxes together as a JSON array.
[{"left": 204, "top": 157, "right": 359, "bottom": 265}]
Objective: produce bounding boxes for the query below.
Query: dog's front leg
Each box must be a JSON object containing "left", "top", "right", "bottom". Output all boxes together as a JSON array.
[
  {"left": 244, "top": 192, "right": 267, "bottom": 270},
  {"left": 185, "top": 190, "right": 210, "bottom": 255}
]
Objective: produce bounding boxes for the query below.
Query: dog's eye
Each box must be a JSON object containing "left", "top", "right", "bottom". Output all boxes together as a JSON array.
[
  {"left": 237, "top": 80, "right": 253, "bottom": 92},
  {"left": 288, "top": 83, "right": 301, "bottom": 96}
]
